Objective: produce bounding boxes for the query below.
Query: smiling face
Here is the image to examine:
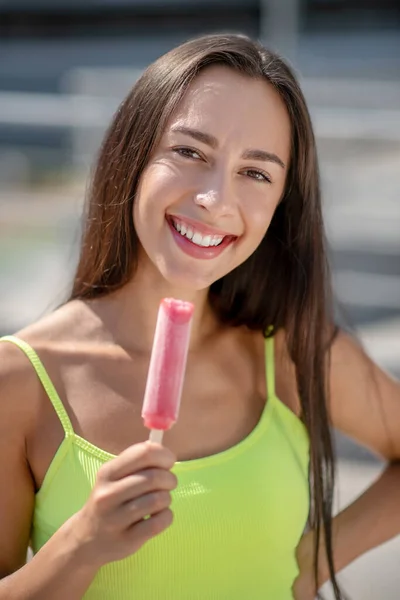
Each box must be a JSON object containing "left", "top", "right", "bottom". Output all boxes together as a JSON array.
[{"left": 133, "top": 65, "right": 291, "bottom": 290}]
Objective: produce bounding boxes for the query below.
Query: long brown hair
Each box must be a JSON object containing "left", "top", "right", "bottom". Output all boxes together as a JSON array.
[{"left": 69, "top": 33, "right": 341, "bottom": 598}]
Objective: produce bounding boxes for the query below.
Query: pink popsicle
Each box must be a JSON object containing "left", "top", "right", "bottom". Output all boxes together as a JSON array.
[{"left": 142, "top": 298, "right": 194, "bottom": 441}]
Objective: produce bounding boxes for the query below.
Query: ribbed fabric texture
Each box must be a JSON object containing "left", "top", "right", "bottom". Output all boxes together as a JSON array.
[{"left": 1, "top": 334, "right": 310, "bottom": 599}]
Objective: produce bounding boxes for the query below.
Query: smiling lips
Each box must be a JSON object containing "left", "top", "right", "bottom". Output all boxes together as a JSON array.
[{"left": 167, "top": 214, "right": 237, "bottom": 260}]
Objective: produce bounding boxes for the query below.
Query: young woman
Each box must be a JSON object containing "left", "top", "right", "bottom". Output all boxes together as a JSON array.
[{"left": 0, "top": 33, "right": 399, "bottom": 600}]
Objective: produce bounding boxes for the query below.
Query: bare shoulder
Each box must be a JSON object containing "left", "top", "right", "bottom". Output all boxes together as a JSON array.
[
  {"left": 330, "top": 327, "right": 368, "bottom": 363},
  {"left": 0, "top": 300, "right": 94, "bottom": 424},
  {"left": 0, "top": 335, "right": 42, "bottom": 425},
  {"left": 15, "top": 299, "right": 95, "bottom": 347},
  {"left": 272, "top": 327, "right": 358, "bottom": 417},
  {"left": 328, "top": 328, "right": 400, "bottom": 459},
  {"left": 0, "top": 340, "right": 36, "bottom": 574},
  {"left": 0, "top": 334, "right": 41, "bottom": 511},
  {"left": 7, "top": 299, "right": 105, "bottom": 369}
]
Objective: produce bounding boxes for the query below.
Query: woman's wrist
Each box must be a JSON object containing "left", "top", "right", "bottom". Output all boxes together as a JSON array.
[
  {"left": 2, "top": 517, "right": 101, "bottom": 600},
  {"left": 295, "top": 530, "right": 331, "bottom": 591},
  {"left": 60, "top": 511, "right": 103, "bottom": 573}
]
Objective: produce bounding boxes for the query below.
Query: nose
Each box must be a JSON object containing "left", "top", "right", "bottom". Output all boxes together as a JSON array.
[{"left": 193, "top": 171, "right": 234, "bottom": 217}]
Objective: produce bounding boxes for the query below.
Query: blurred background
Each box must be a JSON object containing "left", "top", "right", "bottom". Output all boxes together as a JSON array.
[{"left": 0, "top": 0, "right": 399, "bottom": 597}]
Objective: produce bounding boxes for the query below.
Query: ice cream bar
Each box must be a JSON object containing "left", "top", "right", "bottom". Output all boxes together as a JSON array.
[{"left": 142, "top": 298, "right": 194, "bottom": 443}]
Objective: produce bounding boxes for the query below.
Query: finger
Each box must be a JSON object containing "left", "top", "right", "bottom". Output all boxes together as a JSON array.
[
  {"left": 109, "top": 469, "right": 178, "bottom": 505},
  {"left": 99, "top": 442, "right": 176, "bottom": 481},
  {"left": 127, "top": 507, "right": 174, "bottom": 548},
  {"left": 114, "top": 491, "right": 172, "bottom": 528}
]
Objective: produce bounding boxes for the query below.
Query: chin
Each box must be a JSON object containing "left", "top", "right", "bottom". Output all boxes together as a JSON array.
[{"left": 159, "top": 265, "right": 214, "bottom": 292}]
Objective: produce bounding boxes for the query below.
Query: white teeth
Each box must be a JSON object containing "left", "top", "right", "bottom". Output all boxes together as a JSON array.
[
  {"left": 200, "top": 235, "right": 212, "bottom": 247},
  {"left": 172, "top": 219, "right": 225, "bottom": 248},
  {"left": 210, "top": 236, "right": 223, "bottom": 246},
  {"left": 192, "top": 232, "right": 203, "bottom": 245}
]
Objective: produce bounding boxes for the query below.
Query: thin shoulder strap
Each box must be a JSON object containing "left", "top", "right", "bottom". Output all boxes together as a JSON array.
[
  {"left": 0, "top": 335, "right": 74, "bottom": 437},
  {"left": 265, "top": 331, "right": 276, "bottom": 399}
]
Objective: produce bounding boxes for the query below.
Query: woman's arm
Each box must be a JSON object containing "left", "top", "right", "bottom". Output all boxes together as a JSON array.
[
  {"left": 294, "top": 462, "right": 400, "bottom": 598},
  {"left": 0, "top": 520, "right": 98, "bottom": 600},
  {"left": 0, "top": 343, "right": 98, "bottom": 599},
  {"left": 294, "top": 330, "right": 400, "bottom": 597}
]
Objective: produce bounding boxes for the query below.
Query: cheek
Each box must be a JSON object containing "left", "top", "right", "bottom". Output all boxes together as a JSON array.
[
  {"left": 135, "top": 161, "right": 198, "bottom": 228},
  {"left": 136, "top": 165, "right": 175, "bottom": 209},
  {"left": 244, "top": 194, "right": 278, "bottom": 238},
  {"left": 133, "top": 167, "right": 174, "bottom": 235}
]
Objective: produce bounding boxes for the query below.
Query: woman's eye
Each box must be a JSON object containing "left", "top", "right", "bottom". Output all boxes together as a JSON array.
[
  {"left": 243, "top": 169, "right": 272, "bottom": 184},
  {"left": 173, "top": 147, "right": 202, "bottom": 160}
]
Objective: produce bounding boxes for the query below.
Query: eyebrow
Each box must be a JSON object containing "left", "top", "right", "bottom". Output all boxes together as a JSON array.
[
  {"left": 170, "top": 125, "right": 286, "bottom": 169},
  {"left": 241, "top": 148, "right": 286, "bottom": 170}
]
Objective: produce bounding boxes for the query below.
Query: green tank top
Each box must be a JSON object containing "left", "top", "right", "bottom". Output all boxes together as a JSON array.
[{"left": 1, "top": 334, "right": 309, "bottom": 599}]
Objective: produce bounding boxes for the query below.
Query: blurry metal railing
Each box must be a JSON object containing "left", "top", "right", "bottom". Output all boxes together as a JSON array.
[
  {"left": 1, "top": 70, "right": 400, "bottom": 171},
  {"left": 0, "top": 90, "right": 116, "bottom": 127},
  {"left": 2, "top": 90, "right": 400, "bottom": 136}
]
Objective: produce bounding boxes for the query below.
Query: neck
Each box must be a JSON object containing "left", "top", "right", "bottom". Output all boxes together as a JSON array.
[{"left": 90, "top": 261, "right": 220, "bottom": 353}]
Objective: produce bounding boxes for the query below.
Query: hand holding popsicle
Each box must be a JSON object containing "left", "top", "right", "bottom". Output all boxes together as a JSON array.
[
  {"left": 142, "top": 298, "right": 194, "bottom": 444},
  {"left": 70, "top": 442, "right": 178, "bottom": 569}
]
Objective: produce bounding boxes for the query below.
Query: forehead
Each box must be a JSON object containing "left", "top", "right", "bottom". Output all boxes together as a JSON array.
[{"left": 167, "top": 65, "right": 291, "bottom": 162}]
